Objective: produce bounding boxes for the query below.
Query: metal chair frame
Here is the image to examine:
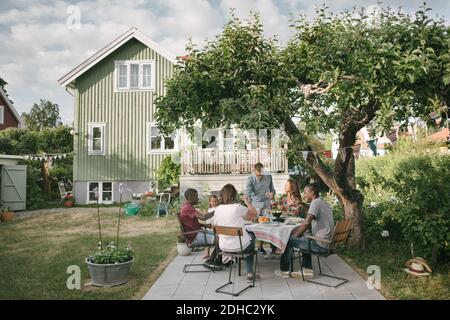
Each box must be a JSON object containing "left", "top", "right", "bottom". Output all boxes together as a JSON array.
[
  {"left": 156, "top": 192, "right": 171, "bottom": 218},
  {"left": 291, "top": 220, "right": 352, "bottom": 288},
  {"left": 213, "top": 226, "right": 260, "bottom": 297},
  {"left": 176, "top": 212, "right": 217, "bottom": 273}
]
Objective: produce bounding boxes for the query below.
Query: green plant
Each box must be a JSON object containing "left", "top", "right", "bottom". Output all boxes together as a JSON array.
[
  {"left": 356, "top": 138, "right": 450, "bottom": 262},
  {"left": 87, "top": 242, "right": 134, "bottom": 264},
  {"left": 139, "top": 201, "right": 158, "bottom": 217},
  {"left": 156, "top": 155, "right": 180, "bottom": 190}
]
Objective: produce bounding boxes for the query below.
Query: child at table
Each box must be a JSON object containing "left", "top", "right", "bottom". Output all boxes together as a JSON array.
[{"left": 203, "top": 195, "right": 219, "bottom": 259}]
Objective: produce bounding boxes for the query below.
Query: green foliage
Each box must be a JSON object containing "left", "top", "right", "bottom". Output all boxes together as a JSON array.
[
  {"left": 139, "top": 201, "right": 158, "bottom": 217},
  {"left": 156, "top": 155, "right": 180, "bottom": 190},
  {"left": 155, "top": 11, "right": 294, "bottom": 135},
  {"left": 0, "top": 126, "right": 72, "bottom": 155},
  {"left": 285, "top": 4, "right": 450, "bottom": 136},
  {"left": 22, "top": 100, "right": 62, "bottom": 131},
  {"left": 87, "top": 242, "right": 134, "bottom": 264},
  {"left": 356, "top": 138, "right": 450, "bottom": 259},
  {"left": 25, "top": 163, "right": 48, "bottom": 210}
]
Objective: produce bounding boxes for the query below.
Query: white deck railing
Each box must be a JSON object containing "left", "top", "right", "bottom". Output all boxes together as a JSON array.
[{"left": 181, "top": 148, "right": 288, "bottom": 175}]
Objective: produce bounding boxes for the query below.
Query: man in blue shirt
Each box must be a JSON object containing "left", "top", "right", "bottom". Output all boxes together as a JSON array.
[{"left": 246, "top": 163, "right": 276, "bottom": 254}]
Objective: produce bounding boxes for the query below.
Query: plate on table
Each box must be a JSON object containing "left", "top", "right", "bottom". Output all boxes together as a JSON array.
[{"left": 285, "top": 217, "right": 304, "bottom": 224}]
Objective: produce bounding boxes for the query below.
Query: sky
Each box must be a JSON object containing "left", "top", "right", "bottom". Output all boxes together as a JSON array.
[{"left": 1, "top": 0, "right": 449, "bottom": 125}]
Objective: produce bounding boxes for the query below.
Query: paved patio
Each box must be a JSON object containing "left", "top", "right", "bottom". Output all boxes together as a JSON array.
[{"left": 143, "top": 251, "right": 385, "bottom": 300}]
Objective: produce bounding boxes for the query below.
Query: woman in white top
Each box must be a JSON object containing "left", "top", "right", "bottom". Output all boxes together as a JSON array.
[{"left": 213, "top": 184, "right": 259, "bottom": 283}]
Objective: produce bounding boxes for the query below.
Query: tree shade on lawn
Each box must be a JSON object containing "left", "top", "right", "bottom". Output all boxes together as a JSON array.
[{"left": 155, "top": 5, "right": 450, "bottom": 248}]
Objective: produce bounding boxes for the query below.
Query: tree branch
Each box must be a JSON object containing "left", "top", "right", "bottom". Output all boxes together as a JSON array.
[{"left": 299, "top": 75, "right": 357, "bottom": 98}]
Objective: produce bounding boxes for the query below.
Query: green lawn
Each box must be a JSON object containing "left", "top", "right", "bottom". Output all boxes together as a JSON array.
[
  {"left": 341, "top": 242, "right": 450, "bottom": 300},
  {"left": 0, "top": 209, "right": 178, "bottom": 299}
]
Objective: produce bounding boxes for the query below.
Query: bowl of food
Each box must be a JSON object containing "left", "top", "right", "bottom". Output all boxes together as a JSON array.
[
  {"left": 258, "top": 216, "right": 270, "bottom": 224},
  {"left": 271, "top": 210, "right": 283, "bottom": 218}
]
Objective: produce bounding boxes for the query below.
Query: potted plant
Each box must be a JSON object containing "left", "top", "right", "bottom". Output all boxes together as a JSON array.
[
  {"left": 86, "top": 241, "right": 134, "bottom": 287},
  {"left": 62, "top": 193, "right": 74, "bottom": 207},
  {"left": 1, "top": 204, "right": 14, "bottom": 222},
  {"left": 177, "top": 235, "right": 192, "bottom": 256},
  {"left": 86, "top": 184, "right": 134, "bottom": 287}
]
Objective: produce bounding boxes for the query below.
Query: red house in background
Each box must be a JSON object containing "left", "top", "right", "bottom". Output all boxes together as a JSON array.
[{"left": 0, "top": 87, "right": 21, "bottom": 130}]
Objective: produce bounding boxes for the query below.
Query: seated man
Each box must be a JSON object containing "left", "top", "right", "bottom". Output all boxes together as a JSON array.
[
  {"left": 180, "top": 188, "right": 215, "bottom": 251},
  {"left": 275, "top": 183, "right": 335, "bottom": 278}
]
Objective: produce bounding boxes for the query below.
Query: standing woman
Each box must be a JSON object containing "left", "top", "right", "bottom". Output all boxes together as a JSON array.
[
  {"left": 281, "top": 179, "right": 308, "bottom": 217},
  {"left": 213, "top": 184, "right": 260, "bottom": 283}
]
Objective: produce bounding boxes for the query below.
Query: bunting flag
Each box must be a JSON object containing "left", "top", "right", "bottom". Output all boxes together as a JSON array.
[
  {"left": 323, "top": 150, "right": 332, "bottom": 158},
  {"left": 23, "top": 152, "right": 73, "bottom": 161},
  {"left": 387, "top": 129, "right": 397, "bottom": 145},
  {"left": 301, "top": 151, "right": 308, "bottom": 161}
]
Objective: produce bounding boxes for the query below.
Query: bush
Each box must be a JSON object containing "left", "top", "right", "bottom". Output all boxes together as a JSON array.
[
  {"left": 356, "top": 138, "right": 450, "bottom": 261},
  {"left": 156, "top": 155, "right": 180, "bottom": 190}
]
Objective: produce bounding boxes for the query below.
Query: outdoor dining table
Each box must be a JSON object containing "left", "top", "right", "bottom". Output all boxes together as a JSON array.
[{"left": 245, "top": 222, "right": 301, "bottom": 253}]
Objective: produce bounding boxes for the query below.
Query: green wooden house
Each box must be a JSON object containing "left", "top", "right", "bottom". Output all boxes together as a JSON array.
[
  {"left": 59, "top": 28, "right": 289, "bottom": 204},
  {"left": 59, "top": 28, "right": 178, "bottom": 204}
]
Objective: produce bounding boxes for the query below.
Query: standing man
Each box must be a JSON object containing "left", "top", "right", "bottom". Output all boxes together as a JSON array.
[{"left": 246, "top": 162, "right": 276, "bottom": 254}]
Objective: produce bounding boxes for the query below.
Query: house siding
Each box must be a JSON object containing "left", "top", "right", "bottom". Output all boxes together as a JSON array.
[
  {"left": 73, "top": 38, "right": 174, "bottom": 182},
  {"left": 0, "top": 94, "right": 19, "bottom": 130}
]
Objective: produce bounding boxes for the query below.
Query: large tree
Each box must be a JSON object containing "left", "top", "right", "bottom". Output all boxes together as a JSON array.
[
  {"left": 155, "top": 6, "right": 450, "bottom": 247},
  {"left": 22, "top": 99, "right": 62, "bottom": 131}
]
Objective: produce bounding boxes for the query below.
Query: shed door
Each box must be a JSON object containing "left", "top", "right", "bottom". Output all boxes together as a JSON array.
[{"left": 1, "top": 165, "right": 27, "bottom": 211}]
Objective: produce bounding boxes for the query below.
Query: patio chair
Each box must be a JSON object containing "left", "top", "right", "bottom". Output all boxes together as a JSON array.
[
  {"left": 155, "top": 192, "right": 171, "bottom": 218},
  {"left": 58, "top": 181, "right": 72, "bottom": 204},
  {"left": 213, "top": 226, "right": 259, "bottom": 297},
  {"left": 176, "top": 212, "right": 218, "bottom": 273},
  {"left": 291, "top": 220, "right": 352, "bottom": 288}
]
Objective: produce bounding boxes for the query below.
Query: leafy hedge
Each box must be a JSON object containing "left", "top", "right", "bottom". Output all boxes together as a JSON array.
[{"left": 356, "top": 138, "right": 450, "bottom": 261}]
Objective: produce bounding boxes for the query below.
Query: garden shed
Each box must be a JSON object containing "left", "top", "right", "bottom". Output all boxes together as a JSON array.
[{"left": 0, "top": 155, "right": 26, "bottom": 211}]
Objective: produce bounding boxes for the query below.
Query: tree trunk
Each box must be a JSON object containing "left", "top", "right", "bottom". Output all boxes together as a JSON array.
[
  {"left": 283, "top": 116, "right": 367, "bottom": 249},
  {"left": 340, "top": 191, "right": 366, "bottom": 249},
  {"left": 41, "top": 159, "right": 51, "bottom": 195}
]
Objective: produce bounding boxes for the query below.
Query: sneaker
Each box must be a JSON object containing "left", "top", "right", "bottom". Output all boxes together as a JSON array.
[
  {"left": 246, "top": 274, "right": 261, "bottom": 283},
  {"left": 258, "top": 247, "right": 267, "bottom": 255},
  {"left": 202, "top": 261, "right": 223, "bottom": 271},
  {"left": 290, "top": 268, "right": 314, "bottom": 279},
  {"left": 274, "top": 269, "right": 290, "bottom": 278}
]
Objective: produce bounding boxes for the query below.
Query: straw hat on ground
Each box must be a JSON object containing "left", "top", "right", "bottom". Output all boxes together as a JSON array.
[{"left": 404, "top": 257, "right": 432, "bottom": 276}]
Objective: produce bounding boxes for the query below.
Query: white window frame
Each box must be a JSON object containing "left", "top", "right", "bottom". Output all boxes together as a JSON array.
[
  {"left": 147, "top": 122, "right": 178, "bottom": 154},
  {"left": 87, "top": 181, "right": 114, "bottom": 204},
  {"left": 0, "top": 105, "right": 4, "bottom": 124},
  {"left": 114, "top": 60, "right": 155, "bottom": 92},
  {"left": 88, "top": 123, "right": 106, "bottom": 156}
]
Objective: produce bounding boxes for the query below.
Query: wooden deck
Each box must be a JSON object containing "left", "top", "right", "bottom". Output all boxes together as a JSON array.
[{"left": 181, "top": 148, "right": 288, "bottom": 175}]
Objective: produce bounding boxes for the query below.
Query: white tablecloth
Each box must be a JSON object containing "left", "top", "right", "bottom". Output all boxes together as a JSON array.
[{"left": 245, "top": 223, "right": 300, "bottom": 253}]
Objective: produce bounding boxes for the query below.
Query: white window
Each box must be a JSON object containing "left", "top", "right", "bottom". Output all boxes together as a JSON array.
[
  {"left": 115, "top": 60, "right": 155, "bottom": 91},
  {"left": 88, "top": 123, "right": 106, "bottom": 155},
  {"left": 0, "top": 106, "right": 4, "bottom": 124},
  {"left": 87, "top": 182, "right": 113, "bottom": 204},
  {"left": 147, "top": 123, "right": 177, "bottom": 153}
]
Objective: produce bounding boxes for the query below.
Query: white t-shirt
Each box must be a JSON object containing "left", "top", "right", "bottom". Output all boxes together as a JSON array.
[
  {"left": 213, "top": 203, "right": 251, "bottom": 252},
  {"left": 205, "top": 207, "right": 215, "bottom": 225}
]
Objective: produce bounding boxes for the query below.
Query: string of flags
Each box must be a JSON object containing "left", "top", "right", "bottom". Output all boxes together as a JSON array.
[
  {"left": 299, "top": 144, "right": 362, "bottom": 161},
  {"left": 23, "top": 153, "right": 73, "bottom": 161}
]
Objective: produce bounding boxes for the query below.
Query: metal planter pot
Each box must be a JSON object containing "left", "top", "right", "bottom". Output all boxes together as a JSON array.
[{"left": 85, "top": 258, "right": 134, "bottom": 287}]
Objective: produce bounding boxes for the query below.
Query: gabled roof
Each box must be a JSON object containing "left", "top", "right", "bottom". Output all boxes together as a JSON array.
[
  {"left": 58, "top": 27, "right": 177, "bottom": 88},
  {"left": 0, "top": 86, "right": 21, "bottom": 124}
]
